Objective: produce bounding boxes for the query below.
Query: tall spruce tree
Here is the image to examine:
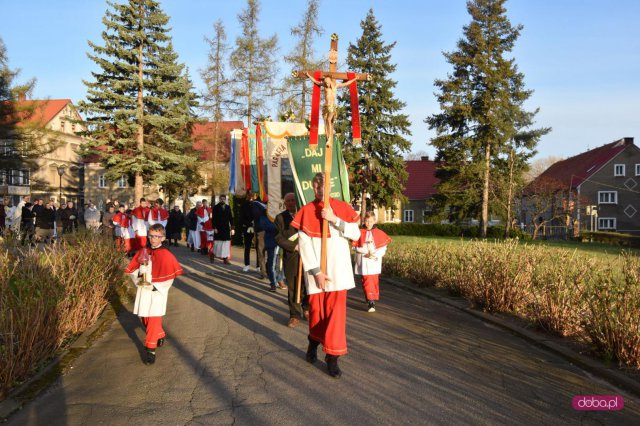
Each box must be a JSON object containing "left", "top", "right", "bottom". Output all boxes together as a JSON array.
[
  {"left": 278, "top": 0, "right": 323, "bottom": 122},
  {"left": 0, "top": 38, "right": 59, "bottom": 189},
  {"left": 79, "top": 0, "right": 198, "bottom": 201},
  {"left": 425, "top": 0, "right": 549, "bottom": 237},
  {"left": 229, "top": 0, "right": 278, "bottom": 127},
  {"left": 335, "top": 9, "right": 411, "bottom": 214},
  {"left": 200, "top": 20, "right": 233, "bottom": 199}
]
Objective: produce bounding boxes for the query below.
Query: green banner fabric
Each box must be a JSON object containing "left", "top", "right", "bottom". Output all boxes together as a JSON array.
[{"left": 287, "top": 135, "right": 351, "bottom": 206}]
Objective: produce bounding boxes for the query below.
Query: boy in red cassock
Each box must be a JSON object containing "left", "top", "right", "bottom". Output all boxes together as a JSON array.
[
  {"left": 353, "top": 211, "right": 391, "bottom": 312},
  {"left": 124, "top": 224, "right": 183, "bottom": 364}
]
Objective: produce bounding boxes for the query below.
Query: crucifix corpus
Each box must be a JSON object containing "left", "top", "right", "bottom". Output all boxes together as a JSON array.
[{"left": 294, "top": 33, "right": 370, "bottom": 277}]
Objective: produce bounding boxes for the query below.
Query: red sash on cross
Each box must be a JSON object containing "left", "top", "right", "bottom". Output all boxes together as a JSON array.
[
  {"left": 309, "top": 70, "right": 322, "bottom": 149},
  {"left": 347, "top": 72, "right": 361, "bottom": 144}
]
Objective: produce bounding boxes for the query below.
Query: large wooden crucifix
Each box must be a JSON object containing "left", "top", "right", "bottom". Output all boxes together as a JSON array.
[{"left": 294, "top": 33, "right": 370, "bottom": 274}]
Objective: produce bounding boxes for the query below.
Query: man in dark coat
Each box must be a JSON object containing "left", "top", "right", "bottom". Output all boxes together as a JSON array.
[
  {"left": 211, "top": 194, "right": 234, "bottom": 264},
  {"left": 185, "top": 204, "right": 199, "bottom": 252},
  {"left": 35, "top": 199, "right": 56, "bottom": 243},
  {"left": 166, "top": 205, "right": 185, "bottom": 247},
  {"left": 240, "top": 194, "right": 255, "bottom": 272},
  {"left": 60, "top": 201, "right": 79, "bottom": 234},
  {"left": 275, "top": 192, "right": 308, "bottom": 327},
  {"left": 251, "top": 197, "right": 267, "bottom": 278}
]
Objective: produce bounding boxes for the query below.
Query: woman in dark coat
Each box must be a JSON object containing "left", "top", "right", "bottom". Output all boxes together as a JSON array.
[{"left": 166, "top": 205, "right": 185, "bottom": 246}]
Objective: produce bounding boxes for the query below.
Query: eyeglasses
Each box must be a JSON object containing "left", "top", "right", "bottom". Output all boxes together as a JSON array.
[{"left": 148, "top": 234, "right": 164, "bottom": 239}]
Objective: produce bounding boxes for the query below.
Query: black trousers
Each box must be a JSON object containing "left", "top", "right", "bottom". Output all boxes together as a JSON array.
[{"left": 243, "top": 230, "right": 253, "bottom": 266}]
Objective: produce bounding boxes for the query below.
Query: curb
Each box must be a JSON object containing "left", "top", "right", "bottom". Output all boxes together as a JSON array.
[
  {"left": 382, "top": 276, "right": 640, "bottom": 398},
  {"left": 0, "top": 286, "right": 135, "bottom": 422}
]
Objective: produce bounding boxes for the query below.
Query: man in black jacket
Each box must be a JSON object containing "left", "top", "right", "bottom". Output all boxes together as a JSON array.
[
  {"left": 275, "top": 192, "right": 308, "bottom": 327},
  {"left": 20, "top": 202, "right": 35, "bottom": 245},
  {"left": 60, "top": 201, "right": 79, "bottom": 234},
  {"left": 240, "top": 194, "right": 255, "bottom": 272},
  {"left": 35, "top": 199, "right": 56, "bottom": 243},
  {"left": 251, "top": 196, "right": 267, "bottom": 279}
]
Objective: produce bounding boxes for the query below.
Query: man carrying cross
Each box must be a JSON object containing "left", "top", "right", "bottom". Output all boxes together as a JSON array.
[{"left": 291, "top": 173, "right": 360, "bottom": 378}]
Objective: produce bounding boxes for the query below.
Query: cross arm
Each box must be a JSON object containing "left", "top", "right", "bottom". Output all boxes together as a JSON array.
[{"left": 293, "top": 71, "right": 371, "bottom": 81}]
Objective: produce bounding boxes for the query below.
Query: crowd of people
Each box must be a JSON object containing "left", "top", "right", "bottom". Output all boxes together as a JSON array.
[{"left": 2, "top": 178, "right": 392, "bottom": 378}]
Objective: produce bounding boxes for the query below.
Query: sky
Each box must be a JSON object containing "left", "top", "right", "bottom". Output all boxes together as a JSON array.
[{"left": 1, "top": 0, "right": 638, "bottom": 161}]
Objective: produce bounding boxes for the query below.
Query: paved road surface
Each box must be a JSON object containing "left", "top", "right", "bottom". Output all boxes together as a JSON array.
[{"left": 8, "top": 245, "right": 640, "bottom": 425}]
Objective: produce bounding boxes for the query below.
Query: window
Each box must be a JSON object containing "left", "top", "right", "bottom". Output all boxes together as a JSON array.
[
  {"left": 598, "top": 217, "right": 616, "bottom": 230},
  {"left": 60, "top": 120, "right": 65, "bottom": 132},
  {"left": 118, "top": 175, "right": 127, "bottom": 188},
  {"left": 598, "top": 191, "right": 617, "bottom": 204},
  {"left": 614, "top": 164, "right": 625, "bottom": 176},
  {"left": 403, "top": 209, "right": 414, "bottom": 223},
  {"left": 636, "top": 164, "right": 640, "bottom": 176},
  {"left": 98, "top": 174, "right": 106, "bottom": 188},
  {"left": 384, "top": 208, "right": 394, "bottom": 222}
]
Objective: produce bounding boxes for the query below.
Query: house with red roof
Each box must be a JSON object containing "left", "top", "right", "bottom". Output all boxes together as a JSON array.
[
  {"left": 524, "top": 137, "right": 640, "bottom": 235},
  {"left": 1, "top": 98, "right": 87, "bottom": 206},
  {"left": 379, "top": 156, "right": 439, "bottom": 223}
]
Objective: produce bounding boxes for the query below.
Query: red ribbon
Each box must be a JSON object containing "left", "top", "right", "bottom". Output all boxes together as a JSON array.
[
  {"left": 347, "top": 72, "right": 361, "bottom": 144},
  {"left": 256, "top": 124, "right": 267, "bottom": 202},
  {"left": 241, "top": 128, "right": 251, "bottom": 193},
  {"left": 309, "top": 70, "right": 322, "bottom": 148}
]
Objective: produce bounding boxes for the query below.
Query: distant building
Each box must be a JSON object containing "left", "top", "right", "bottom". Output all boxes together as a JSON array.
[
  {"left": 1, "top": 98, "right": 86, "bottom": 206},
  {"left": 393, "top": 156, "right": 439, "bottom": 223},
  {"left": 523, "top": 137, "right": 640, "bottom": 235}
]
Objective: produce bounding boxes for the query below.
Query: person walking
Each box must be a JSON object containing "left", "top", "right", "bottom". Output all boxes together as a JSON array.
[
  {"left": 102, "top": 204, "right": 116, "bottom": 239},
  {"left": 291, "top": 173, "right": 360, "bottom": 378},
  {"left": 131, "top": 198, "right": 150, "bottom": 250},
  {"left": 240, "top": 194, "right": 255, "bottom": 272},
  {"left": 211, "top": 194, "right": 234, "bottom": 264},
  {"left": 84, "top": 202, "right": 101, "bottom": 233},
  {"left": 259, "top": 209, "right": 278, "bottom": 292},
  {"left": 186, "top": 202, "right": 200, "bottom": 252},
  {"left": 275, "top": 192, "right": 307, "bottom": 328},
  {"left": 353, "top": 211, "right": 391, "bottom": 313},
  {"left": 60, "top": 201, "right": 79, "bottom": 234},
  {"left": 124, "top": 224, "right": 183, "bottom": 364},
  {"left": 166, "top": 205, "right": 185, "bottom": 247},
  {"left": 251, "top": 197, "right": 267, "bottom": 279}
]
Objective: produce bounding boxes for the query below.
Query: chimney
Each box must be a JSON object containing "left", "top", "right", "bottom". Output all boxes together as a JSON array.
[
  {"left": 623, "top": 137, "right": 634, "bottom": 145},
  {"left": 421, "top": 155, "right": 430, "bottom": 161}
]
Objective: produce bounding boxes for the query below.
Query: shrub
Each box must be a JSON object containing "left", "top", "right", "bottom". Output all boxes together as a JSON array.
[
  {"left": 582, "top": 252, "right": 640, "bottom": 367},
  {"left": 376, "top": 223, "right": 529, "bottom": 240},
  {"left": 0, "top": 234, "right": 125, "bottom": 399},
  {"left": 581, "top": 231, "right": 640, "bottom": 248}
]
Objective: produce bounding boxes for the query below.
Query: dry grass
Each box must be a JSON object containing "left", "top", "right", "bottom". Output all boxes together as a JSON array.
[
  {"left": 383, "top": 239, "right": 640, "bottom": 368},
  {"left": 0, "top": 233, "right": 125, "bottom": 399}
]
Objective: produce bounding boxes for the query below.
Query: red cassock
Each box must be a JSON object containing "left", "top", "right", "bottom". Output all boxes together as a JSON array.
[
  {"left": 292, "top": 198, "right": 360, "bottom": 356},
  {"left": 113, "top": 211, "right": 132, "bottom": 252},
  {"left": 125, "top": 247, "right": 183, "bottom": 349},
  {"left": 149, "top": 207, "right": 169, "bottom": 222},
  {"left": 196, "top": 206, "right": 213, "bottom": 249},
  {"left": 352, "top": 227, "right": 391, "bottom": 301}
]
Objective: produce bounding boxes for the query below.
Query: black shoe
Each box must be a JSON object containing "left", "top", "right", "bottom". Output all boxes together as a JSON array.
[
  {"left": 269, "top": 284, "right": 277, "bottom": 292},
  {"left": 325, "top": 355, "right": 342, "bottom": 378},
  {"left": 223, "top": 258, "right": 230, "bottom": 265},
  {"left": 190, "top": 245, "right": 194, "bottom": 252},
  {"left": 145, "top": 350, "right": 156, "bottom": 365},
  {"left": 157, "top": 338, "right": 165, "bottom": 347},
  {"left": 306, "top": 338, "right": 319, "bottom": 364}
]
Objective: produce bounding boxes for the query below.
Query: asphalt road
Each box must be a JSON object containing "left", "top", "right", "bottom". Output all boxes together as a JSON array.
[{"left": 8, "top": 245, "right": 640, "bottom": 425}]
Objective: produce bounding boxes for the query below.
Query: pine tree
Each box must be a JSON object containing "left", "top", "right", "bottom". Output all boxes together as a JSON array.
[
  {"left": 335, "top": 9, "right": 411, "bottom": 214},
  {"left": 425, "top": 0, "right": 549, "bottom": 237},
  {"left": 78, "top": 0, "right": 199, "bottom": 201},
  {"left": 0, "top": 38, "right": 59, "bottom": 187},
  {"left": 278, "top": 0, "right": 323, "bottom": 122},
  {"left": 200, "top": 20, "right": 234, "bottom": 199},
  {"left": 229, "top": 0, "right": 278, "bottom": 127}
]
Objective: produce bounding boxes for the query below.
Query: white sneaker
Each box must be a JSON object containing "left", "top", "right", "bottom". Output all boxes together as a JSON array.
[
  {"left": 367, "top": 306, "right": 376, "bottom": 313},
  {"left": 255, "top": 266, "right": 261, "bottom": 272},
  {"left": 243, "top": 265, "right": 250, "bottom": 272}
]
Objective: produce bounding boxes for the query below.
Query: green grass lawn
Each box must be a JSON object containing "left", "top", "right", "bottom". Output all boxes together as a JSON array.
[{"left": 391, "top": 235, "right": 639, "bottom": 262}]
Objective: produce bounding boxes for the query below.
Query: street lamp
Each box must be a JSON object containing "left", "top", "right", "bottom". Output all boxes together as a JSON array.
[{"left": 57, "top": 166, "right": 65, "bottom": 204}]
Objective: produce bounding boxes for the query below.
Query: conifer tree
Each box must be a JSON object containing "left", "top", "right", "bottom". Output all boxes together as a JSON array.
[
  {"left": 200, "top": 20, "right": 234, "bottom": 199},
  {"left": 278, "top": 0, "right": 323, "bottom": 122},
  {"left": 425, "top": 0, "right": 549, "bottom": 236},
  {"left": 0, "top": 38, "right": 59, "bottom": 188},
  {"left": 79, "top": 0, "right": 198, "bottom": 201},
  {"left": 335, "top": 9, "right": 411, "bottom": 213},
  {"left": 229, "top": 0, "right": 278, "bottom": 127}
]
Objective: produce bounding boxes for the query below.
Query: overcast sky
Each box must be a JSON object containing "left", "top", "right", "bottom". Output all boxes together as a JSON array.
[{"left": 2, "top": 0, "right": 638, "bottom": 161}]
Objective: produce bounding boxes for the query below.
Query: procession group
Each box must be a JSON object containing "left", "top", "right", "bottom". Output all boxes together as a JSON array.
[{"left": 124, "top": 173, "right": 391, "bottom": 378}]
